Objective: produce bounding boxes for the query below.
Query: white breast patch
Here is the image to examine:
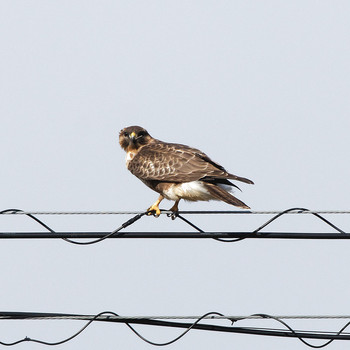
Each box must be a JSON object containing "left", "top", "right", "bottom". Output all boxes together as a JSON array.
[{"left": 126, "top": 151, "right": 136, "bottom": 166}]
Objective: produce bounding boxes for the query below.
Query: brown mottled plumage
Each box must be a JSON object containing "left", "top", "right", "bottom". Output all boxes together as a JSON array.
[{"left": 119, "top": 126, "right": 253, "bottom": 216}]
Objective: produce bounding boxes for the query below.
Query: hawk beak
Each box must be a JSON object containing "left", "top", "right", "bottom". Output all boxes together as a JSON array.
[{"left": 129, "top": 132, "right": 136, "bottom": 142}]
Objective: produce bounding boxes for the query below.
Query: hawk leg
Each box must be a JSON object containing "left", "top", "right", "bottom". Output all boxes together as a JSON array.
[
  {"left": 147, "top": 195, "right": 164, "bottom": 217},
  {"left": 168, "top": 199, "right": 180, "bottom": 220},
  {"left": 169, "top": 200, "right": 180, "bottom": 213}
]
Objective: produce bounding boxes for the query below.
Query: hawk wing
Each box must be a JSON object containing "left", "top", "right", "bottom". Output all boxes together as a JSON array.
[{"left": 127, "top": 140, "right": 253, "bottom": 184}]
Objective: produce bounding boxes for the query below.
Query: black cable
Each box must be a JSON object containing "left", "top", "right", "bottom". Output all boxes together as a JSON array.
[
  {"left": 0, "top": 209, "right": 147, "bottom": 245},
  {"left": 1, "top": 207, "right": 349, "bottom": 244},
  {"left": 0, "top": 311, "right": 226, "bottom": 347},
  {"left": 174, "top": 212, "right": 245, "bottom": 242},
  {"left": 252, "top": 208, "right": 345, "bottom": 234},
  {"left": 1, "top": 231, "right": 350, "bottom": 239},
  {"left": 250, "top": 313, "right": 350, "bottom": 348},
  {"left": 0, "top": 312, "right": 110, "bottom": 346},
  {"left": 213, "top": 207, "right": 345, "bottom": 242},
  {"left": 175, "top": 214, "right": 205, "bottom": 233},
  {"left": 169, "top": 207, "right": 347, "bottom": 243},
  {"left": 1, "top": 311, "right": 350, "bottom": 347},
  {"left": 123, "top": 311, "right": 227, "bottom": 346}
]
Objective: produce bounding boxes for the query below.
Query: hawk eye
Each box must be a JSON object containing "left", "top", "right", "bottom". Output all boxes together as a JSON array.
[
  {"left": 138, "top": 131, "right": 145, "bottom": 137},
  {"left": 123, "top": 132, "right": 128, "bottom": 137}
]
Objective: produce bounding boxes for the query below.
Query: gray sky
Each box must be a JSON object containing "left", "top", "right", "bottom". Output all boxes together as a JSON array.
[{"left": 1, "top": 1, "right": 350, "bottom": 349}]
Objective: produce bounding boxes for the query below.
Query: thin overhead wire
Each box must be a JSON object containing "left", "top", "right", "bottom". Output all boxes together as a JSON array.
[
  {"left": 0, "top": 208, "right": 350, "bottom": 215},
  {"left": 1, "top": 210, "right": 350, "bottom": 215},
  {"left": 0, "top": 209, "right": 147, "bottom": 245},
  {"left": 0, "top": 207, "right": 349, "bottom": 243},
  {"left": 1, "top": 312, "right": 350, "bottom": 321},
  {"left": 1, "top": 311, "right": 350, "bottom": 348}
]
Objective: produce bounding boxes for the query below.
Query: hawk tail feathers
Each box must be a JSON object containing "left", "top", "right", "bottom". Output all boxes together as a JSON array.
[
  {"left": 226, "top": 173, "right": 254, "bottom": 185},
  {"left": 204, "top": 183, "right": 251, "bottom": 209},
  {"left": 203, "top": 177, "right": 242, "bottom": 191}
]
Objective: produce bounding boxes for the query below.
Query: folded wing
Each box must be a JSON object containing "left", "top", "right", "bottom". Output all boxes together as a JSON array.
[{"left": 128, "top": 141, "right": 254, "bottom": 186}]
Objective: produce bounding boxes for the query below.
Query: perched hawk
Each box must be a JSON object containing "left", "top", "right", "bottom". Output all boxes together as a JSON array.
[{"left": 119, "top": 126, "right": 253, "bottom": 216}]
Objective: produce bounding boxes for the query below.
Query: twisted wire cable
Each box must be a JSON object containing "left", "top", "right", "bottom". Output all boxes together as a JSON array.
[
  {"left": 0, "top": 207, "right": 349, "bottom": 244},
  {"left": 1, "top": 311, "right": 350, "bottom": 347}
]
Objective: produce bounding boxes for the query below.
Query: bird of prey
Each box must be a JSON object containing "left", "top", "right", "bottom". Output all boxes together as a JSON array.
[{"left": 119, "top": 125, "right": 253, "bottom": 217}]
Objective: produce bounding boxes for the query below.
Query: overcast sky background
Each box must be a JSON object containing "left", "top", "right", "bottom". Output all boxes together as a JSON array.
[{"left": 1, "top": 1, "right": 350, "bottom": 349}]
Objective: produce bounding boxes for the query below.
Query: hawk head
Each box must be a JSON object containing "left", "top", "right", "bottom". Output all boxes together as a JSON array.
[{"left": 119, "top": 126, "right": 152, "bottom": 152}]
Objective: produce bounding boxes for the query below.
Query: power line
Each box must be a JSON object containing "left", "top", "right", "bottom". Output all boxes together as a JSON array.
[
  {"left": 2, "top": 312, "right": 350, "bottom": 321},
  {"left": 1, "top": 311, "right": 350, "bottom": 347},
  {"left": 0, "top": 207, "right": 349, "bottom": 244},
  {"left": 1, "top": 231, "right": 349, "bottom": 239},
  {"left": 1, "top": 210, "right": 350, "bottom": 215}
]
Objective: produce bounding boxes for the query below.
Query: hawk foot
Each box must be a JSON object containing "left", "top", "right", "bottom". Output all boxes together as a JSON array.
[
  {"left": 147, "top": 204, "right": 161, "bottom": 217},
  {"left": 166, "top": 211, "right": 179, "bottom": 220},
  {"left": 167, "top": 200, "right": 180, "bottom": 220}
]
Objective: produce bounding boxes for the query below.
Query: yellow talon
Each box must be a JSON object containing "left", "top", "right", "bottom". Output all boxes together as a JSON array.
[
  {"left": 147, "top": 195, "right": 164, "bottom": 217},
  {"left": 147, "top": 204, "right": 161, "bottom": 217}
]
